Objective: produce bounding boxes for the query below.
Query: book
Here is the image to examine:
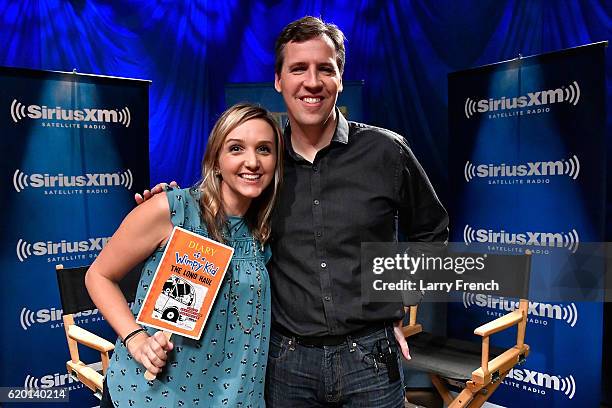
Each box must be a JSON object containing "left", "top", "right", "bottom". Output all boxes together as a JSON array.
[{"left": 136, "top": 226, "right": 234, "bottom": 340}]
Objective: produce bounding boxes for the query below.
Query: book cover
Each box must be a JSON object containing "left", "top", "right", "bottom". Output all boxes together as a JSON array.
[{"left": 136, "top": 226, "right": 234, "bottom": 339}]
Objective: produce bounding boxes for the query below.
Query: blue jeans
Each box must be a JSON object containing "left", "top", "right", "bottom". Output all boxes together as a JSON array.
[{"left": 265, "top": 327, "right": 405, "bottom": 407}]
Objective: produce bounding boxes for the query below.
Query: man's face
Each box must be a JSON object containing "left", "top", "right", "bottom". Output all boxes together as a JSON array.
[{"left": 275, "top": 35, "right": 343, "bottom": 130}]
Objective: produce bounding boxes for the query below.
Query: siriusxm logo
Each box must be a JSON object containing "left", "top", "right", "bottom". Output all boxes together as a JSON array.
[
  {"left": 464, "top": 155, "right": 580, "bottom": 182},
  {"left": 506, "top": 368, "right": 576, "bottom": 399},
  {"left": 24, "top": 370, "right": 82, "bottom": 389},
  {"left": 10, "top": 99, "right": 131, "bottom": 127},
  {"left": 463, "top": 225, "right": 579, "bottom": 253},
  {"left": 19, "top": 306, "right": 99, "bottom": 330},
  {"left": 464, "top": 81, "right": 580, "bottom": 118},
  {"left": 13, "top": 169, "right": 133, "bottom": 192},
  {"left": 16, "top": 237, "right": 110, "bottom": 262},
  {"left": 462, "top": 293, "right": 578, "bottom": 327}
]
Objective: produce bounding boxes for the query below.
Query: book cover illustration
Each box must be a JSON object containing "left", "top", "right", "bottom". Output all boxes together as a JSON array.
[{"left": 136, "top": 226, "right": 234, "bottom": 339}]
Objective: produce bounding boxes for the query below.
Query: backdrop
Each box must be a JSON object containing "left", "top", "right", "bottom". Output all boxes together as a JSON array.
[
  {"left": 0, "top": 67, "right": 150, "bottom": 407},
  {"left": 1, "top": 0, "right": 610, "bottom": 405},
  {"left": 1, "top": 0, "right": 609, "bottom": 203},
  {"left": 447, "top": 42, "right": 606, "bottom": 407}
]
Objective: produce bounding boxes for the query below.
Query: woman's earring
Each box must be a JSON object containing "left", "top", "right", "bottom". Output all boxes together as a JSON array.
[{"left": 214, "top": 169, "right": 221, "bottom": 176}]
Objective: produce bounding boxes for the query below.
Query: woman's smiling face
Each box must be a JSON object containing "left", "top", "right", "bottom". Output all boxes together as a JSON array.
[{"left": 217, "top": 118, "right": 277, "bottom": 215}]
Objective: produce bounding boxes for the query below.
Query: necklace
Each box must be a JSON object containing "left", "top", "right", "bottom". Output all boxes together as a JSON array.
[{"left": 228, "top": 239, "right": 263, "bottom": 335}]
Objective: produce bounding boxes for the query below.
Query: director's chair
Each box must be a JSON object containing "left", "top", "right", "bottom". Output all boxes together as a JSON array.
[
  {"left": 55, "top": 264, "right": 140, "bottom": 399},
  {"left": 403, "top": 251, "right": 532, "bottom": 408}
]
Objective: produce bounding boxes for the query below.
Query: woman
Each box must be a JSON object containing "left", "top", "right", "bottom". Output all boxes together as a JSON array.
[{"left": 86, "top": 103, "right": 283, "bottom": 407}]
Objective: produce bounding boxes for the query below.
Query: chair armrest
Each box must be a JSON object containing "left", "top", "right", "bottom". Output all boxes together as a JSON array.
[
  {"left": 474, "top": 310, "right": 523, "bottom": 337},
  {"left": 401, "top": 305, "right": 423, "bottom": 338},
  {"left": 402, "top": 323, "right": 423, "bottom": 338},
  {"left": 67, "top": 325, "right": 115, "bottom": 352},
  {"left": 472, "top": 344, "right": 530, "bottom": 385},
  {"left": 67, "top": 361, "right": 104, "bottom": 393}
]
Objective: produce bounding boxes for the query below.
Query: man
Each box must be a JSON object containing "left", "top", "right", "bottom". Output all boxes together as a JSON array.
[
  {"left": 141, "top": 16, "right": 448, "bottom": 407},
  {"left": 264, "top": 16, "right": 448, "bottom": 407}
]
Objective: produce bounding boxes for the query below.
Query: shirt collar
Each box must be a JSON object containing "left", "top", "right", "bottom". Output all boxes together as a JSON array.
[
  {"left": 283, "top": 107, "right": 349, "bottom": 160},
  {"left": 333, "top": 108, "right": 349, "bottom": 145}
]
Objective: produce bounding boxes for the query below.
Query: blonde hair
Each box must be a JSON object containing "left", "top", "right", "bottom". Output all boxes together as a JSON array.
[{"left": 197, "top": 103, "right": 283, "bottom": 244}]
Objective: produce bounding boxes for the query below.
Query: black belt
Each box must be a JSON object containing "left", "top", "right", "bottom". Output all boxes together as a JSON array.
[{"left": 272, "top": 323, "right": 390, "bottom": 347}]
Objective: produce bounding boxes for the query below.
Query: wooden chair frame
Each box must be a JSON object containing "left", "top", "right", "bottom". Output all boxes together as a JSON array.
[{"left": 403, "top": 299, "right": 530, "bottom": 408}]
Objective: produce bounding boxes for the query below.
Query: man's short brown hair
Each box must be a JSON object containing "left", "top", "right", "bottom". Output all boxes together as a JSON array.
[{"left": 274, "top": 16, "right": 346, "bottom": 75}]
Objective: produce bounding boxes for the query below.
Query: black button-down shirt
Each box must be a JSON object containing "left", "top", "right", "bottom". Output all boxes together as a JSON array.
[{"left": 269, "top": 111, "right": 449, "bottom": 336}]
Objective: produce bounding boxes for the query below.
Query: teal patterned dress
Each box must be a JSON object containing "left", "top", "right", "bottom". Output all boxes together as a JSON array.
[{"left": 105, "top": 188, "right": 271, "bottom": 407}]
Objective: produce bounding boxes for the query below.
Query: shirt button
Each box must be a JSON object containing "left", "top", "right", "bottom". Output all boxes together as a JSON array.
[
  {"left": 313, "top": 199, "right": 320, "bottom": 205},
  {"left": 321, "top": 262, "right": 327, "bottom": 268},
  {"left": 316, "top": 231, "right": 322, "bottom": 237},
  {"left": 324, "top": 296, "right": 331, "bottom": 301},
  {"left": 313, "top": 165, "right": 318, "bottom": 172}
]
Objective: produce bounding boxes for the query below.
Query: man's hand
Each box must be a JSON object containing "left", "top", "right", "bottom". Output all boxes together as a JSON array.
[
  {"left": 393, "top": 320, "right": 411, "bottom": 360},
  {"left": 127, "top": 331, "right": 174, "bottom": 375},
  {"left": 135, "top": 181, "right": 179, "bottom": 205}
]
